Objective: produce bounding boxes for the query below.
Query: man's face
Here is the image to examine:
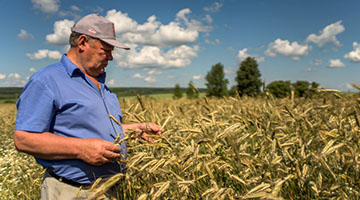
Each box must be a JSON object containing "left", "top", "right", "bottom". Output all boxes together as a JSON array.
[{"left": 83, "top": 37, "right": 114, "bottom": 77}]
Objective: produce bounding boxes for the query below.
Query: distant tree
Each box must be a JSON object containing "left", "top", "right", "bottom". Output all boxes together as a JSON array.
[
  {"left": 205, "top": 62, "right": 229, "bottom": 97},
  {"left": 228, "top": 85, "right": 238, "bottom": 97},
  {"left": 173, "top": 84, "right": 183, "bottom": 99},
  {"left": 266, "top": 80, "right": 291, "bottom": 98},
  {"left": 311, "top": 81, "right": 319, "bottom": 89},
  {"left": 292, "top": 80, "right": 310, "bottom": 97},
  {"left": 186, "top": 81, "right": 199, "bottom": 98},
  {"left": 235, "top": 57, "right": 262, "bottom": 96}
]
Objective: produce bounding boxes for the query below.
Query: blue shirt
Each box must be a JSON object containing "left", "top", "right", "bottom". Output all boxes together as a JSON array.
[{"left": 15, "top": 55, "right": 126, "bottom": 184}]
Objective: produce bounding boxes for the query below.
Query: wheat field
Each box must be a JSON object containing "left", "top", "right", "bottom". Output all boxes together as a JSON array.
[{"left": 1, "top": 94, "right": 360, "bottom": 199}]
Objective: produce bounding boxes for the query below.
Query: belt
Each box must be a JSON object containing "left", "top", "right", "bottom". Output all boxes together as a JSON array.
[{"left": 46, "top": 169, "right": 92, "bottom": 188}]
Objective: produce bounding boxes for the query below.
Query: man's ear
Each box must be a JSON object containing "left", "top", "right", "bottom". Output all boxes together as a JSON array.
[{"left": 77, "top": 35, "right": 88, "bottom": 52}]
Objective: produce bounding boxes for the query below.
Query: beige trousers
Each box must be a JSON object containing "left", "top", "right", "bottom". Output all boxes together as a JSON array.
[{"left": 41, "top": 171, "right": 120, "bottom": 200}]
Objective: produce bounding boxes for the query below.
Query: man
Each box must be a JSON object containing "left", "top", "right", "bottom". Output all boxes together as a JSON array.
[{"left": 14, "top": 14, "right": 163, "bottom": 199}]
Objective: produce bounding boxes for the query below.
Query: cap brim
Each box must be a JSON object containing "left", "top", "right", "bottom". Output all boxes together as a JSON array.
[{"left": 101, "top": 38, "right": 130, "bottom": 50}]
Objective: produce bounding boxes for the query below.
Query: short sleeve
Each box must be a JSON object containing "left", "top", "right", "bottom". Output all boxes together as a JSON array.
[{"left": 15, "top": 79, "right": 56, "bottom": 133}]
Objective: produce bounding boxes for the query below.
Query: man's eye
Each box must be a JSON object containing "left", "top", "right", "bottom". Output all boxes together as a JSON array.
[{"left": 102, "top": 48, "right": 112, "bottom": 53}]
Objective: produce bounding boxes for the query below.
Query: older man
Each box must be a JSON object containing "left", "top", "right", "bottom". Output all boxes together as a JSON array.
[{"left": 14, "top": 14, "right": 163, "bottom": 199}]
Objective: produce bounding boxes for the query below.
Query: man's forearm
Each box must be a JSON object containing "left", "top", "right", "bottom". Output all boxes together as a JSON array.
[
  {"left": 14, "top": 130, "right": 82, "bottom": 160},
  {"left": 14, "top": 130, "right": 122, "bottom": 166}
]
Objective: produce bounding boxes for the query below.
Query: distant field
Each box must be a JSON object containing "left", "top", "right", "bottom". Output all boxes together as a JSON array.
[
  {"left": 119, "top": 92, "right": 207, "bottom": 100},
  {"left": 0, "top": 87, "right": 207, "bottom": 102},
  {"left": 0, "top": 87, "right": 23, "bottom": 103}
]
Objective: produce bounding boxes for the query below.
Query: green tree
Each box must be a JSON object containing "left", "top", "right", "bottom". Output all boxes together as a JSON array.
[
  {"left": 205, "top": 62, "right": 229, "bottom": 97},
  {"left": 173, "top": 84, "right": 183, "bottom": 99},
  {"left": 228, "top": 85, "right": 238, "bottom": 97},
  {"left": 186, "top": 81, "right": 199, "bottom": 98},
  {"left": 292, "top": 80, "right": 310, "bottom": 97},
  {"left": 236, "top": 57, "right": 262, "bottom": 96},
  {"left": 266, "top": 80, "right": 291, "bottom": 98},
  {"left": 311, "top": 81, "right": 319, "bottom": 89}
]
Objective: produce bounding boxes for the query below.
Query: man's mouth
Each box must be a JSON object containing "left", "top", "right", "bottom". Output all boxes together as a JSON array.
[{"left": 101, "top": 62, "right": 108, "bottom": 68}]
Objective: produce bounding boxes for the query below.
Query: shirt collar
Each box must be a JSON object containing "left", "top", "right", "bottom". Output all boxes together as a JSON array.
[{"left": 61, "top": 54, "right": 106, "bottom": 83}]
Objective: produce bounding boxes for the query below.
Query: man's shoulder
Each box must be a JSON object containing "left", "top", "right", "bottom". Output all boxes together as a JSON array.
[{"left": 31, "top": 62, "right": 65, "bottom": 81}]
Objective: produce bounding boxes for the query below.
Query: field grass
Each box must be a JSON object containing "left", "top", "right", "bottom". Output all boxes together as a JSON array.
[
  {"left": 0, "top": 104, "right": 43, "bottom": 199},
  {"left": 1, "top": 94, "right": 360, "bottom": 199}
]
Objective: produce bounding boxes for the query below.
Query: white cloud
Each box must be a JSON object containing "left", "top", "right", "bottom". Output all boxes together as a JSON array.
[
  {"left": 113, "top": 45, "right": 199, "bottom": 69},
  {"left": 309, "top": 59, "right": 322, "bottom": 66},
  {"left": 203, "top": 2, "right": 224, "bottom": 13},
  {"left": 328, "top": 59, "right": 345, "bottom": 68},
  {"left": 336, "top": 83, "right": 356, "bottom": 92},
  {"left": 344, "top": 42, "right": 360, "bottom": 63},
  {"left": 0, "top": 73, "right": 27, "bottom": 87},
  {"left": 58, "top": 10, "right": 80, "bottom": 18},
  {"left": 46, "top": 19, "right": 75, "bottom": 45},
  {"left": 346, "top": 83, "right": 354, "bottom": 89},
  {"left": 204, "top": 14, "right": 213, "bottom": 23},
  {"left": 18, "top": 29, "right": 34, "bottom": 40},
  {"left": 0, "top": 73, "right": 22, "bottom": 80},
  {"left": 224, "top": 68, "right": 235, "bottom": 75},
  {"left": 26, "top": 49, "right": 62, "bottom": 60},
  {"left": 106, "top": 79, "right": 115, "bottom": 86},
  {"left": 205, "top": 39, "right": 221, "bottom": 45},
  {"left": 265, "top": 38, "right": 312, "bottom": 60},
  {"left": 103, "top": 8, "right": 211, "bottom": 70},
  {"left": 62, "top": 45, "right": 70, "bottom": 53},
  {"left": 167, "top": 75, "right": 175, "bottom": 79},
  {"left": 304, "top": 67, "right": 318, "bottom": 72},
  {"left": 152, "top": 22, "right": 199, "bottom": 46},
  {"left": 146, "top": 69, "right": 162, "bottom": 75},
  {"left": 70, "top": 5, "right": 81, "bottom": 12},
  {"left": 144, "top": 76, "right": 156, "bottom": 83},
  {"left": 192, "top": 75, "right": 202, "bottom": 80},
  {"left": 32, "top": 0, "right": 59, "bottom": 13},
  {"left": 238, "top": 48, "right": 265, "bottom": 63},
  {"left": 106, "top": 9, "right": 139, "bottom": 34},
  {"left": 237, "top": 48, "right": 250, "bottom": 61},
  {"left": 305, "top": 21, "right": 344, "bottom": 47},
  {"left": 93, "top": 6, "right": 104, "bottom": 13},
  {"left": 133, "top": 73, "right": 144, "bottom": 79},
  {"left": 177, "top": 9, "right": 212, "bottom": 33},
  {"left": 8, "top": 73, "right": 21, "bottom": 79},
  {"left": 133, "top": 73, "right": 157, "bottom": 83},
  {"left": 29, "top": 67, "right": 37, "bottom": 73},
  {"left": 106, "top": 8, "right": 210, "bottom": 47}
]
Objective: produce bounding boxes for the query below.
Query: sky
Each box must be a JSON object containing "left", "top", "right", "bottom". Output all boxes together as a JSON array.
[{"left": 1, "top": 0, "right": 360, "bottom": 91}]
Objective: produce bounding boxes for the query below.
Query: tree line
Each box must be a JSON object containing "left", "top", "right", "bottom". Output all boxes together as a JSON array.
[{"left": 173, "top": 57, "right": 319, "bottom": 99}]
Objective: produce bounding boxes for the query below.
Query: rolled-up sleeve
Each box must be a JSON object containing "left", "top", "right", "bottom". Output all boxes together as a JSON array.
[{"left": 15, "top": 79, "right": 55, "bottom": 133}]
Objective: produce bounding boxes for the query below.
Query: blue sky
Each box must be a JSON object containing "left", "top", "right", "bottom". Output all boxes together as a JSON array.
[{"left": 1, "top": 0, "right": 360, "bottom": 91}]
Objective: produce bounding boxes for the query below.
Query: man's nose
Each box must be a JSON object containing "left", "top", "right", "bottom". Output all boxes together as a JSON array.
[{"left": 106, "top": 51, "right": 113, "bottom": 61}]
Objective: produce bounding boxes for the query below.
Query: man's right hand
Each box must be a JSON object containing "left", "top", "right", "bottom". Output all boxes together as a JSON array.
[{"left": 77, "top": 138, "right": 122, "bottom": 166}]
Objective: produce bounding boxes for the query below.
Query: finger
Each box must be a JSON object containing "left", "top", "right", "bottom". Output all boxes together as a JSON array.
[
  {"left": 103, "top": 150, "right": 121, "bottom": 159},
  {"left": 141, "top": 133, "right": 154, "bottom": 143},
  {"left": 105, "top": 144, "right": 121, "bottom": 153},
  {"left": 156, "top": 129, "right": 164, "bottom": 135},
  {"left": 148, "top": 123, "right": 162, "bottom": 132}
]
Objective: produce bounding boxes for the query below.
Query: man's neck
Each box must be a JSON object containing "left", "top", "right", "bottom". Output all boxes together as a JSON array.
[{"left": 66, "top": 48, "right": 101, "bottom": 91}]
